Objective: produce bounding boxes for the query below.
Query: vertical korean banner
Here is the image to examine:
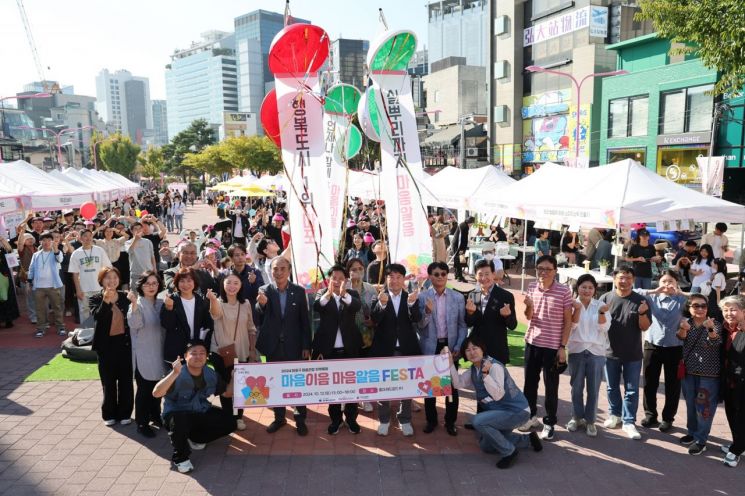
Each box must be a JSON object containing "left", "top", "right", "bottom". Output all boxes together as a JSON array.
[
  {"left": 365, "top": 30, "right": 433, "bottom": 278},
  {"left": 268, "top": 24, "right": 334, "bottom": 288},
  {"left": 323, "top": 84, "right": 362, "bottom": 255}
]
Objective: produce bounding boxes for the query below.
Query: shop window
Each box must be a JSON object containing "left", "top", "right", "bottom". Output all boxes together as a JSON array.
[
  {"left": 659, "top": 84, "right": 714, "bottom": 135},
  {"left": 608, "top": 148, "right": 646, "bottom": 165},
  {"left": 657, "top": 146, "right": 707, "bottom": 185},
  {"left": 608, "top": 95, "right": 648, "bottom": 138}
]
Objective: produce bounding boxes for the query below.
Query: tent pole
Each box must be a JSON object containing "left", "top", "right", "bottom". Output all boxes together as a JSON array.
[{"left": 521, "top": 216, "right": 528, "bottom": 292}]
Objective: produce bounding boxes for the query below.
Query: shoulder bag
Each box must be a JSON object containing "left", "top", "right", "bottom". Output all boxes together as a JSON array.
[{"left": 216, "top": 303, "right": 241, "bottom": 367}]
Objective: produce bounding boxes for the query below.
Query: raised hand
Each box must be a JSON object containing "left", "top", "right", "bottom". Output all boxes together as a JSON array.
[
  {"left": 599, "top": 304, "right": 609, "bottom": 314},
  {"left": 481, "top": 360, "right": 492, "bottom": 374},
  {"left": 257, "top": 290, "right": 268, "bottom": 307},
  {"left": 127, "top": 291, "right": 138, "bottom": 304},
  {"left": 703, "top": 317, "right": 715, "bottom": 330},
  {"left": 425, "top": 298, "right": 434, "bottom": 314},
  {"left": 172, "top": 356, "right": 183, "bottom": 375},
  {"left": 164, "top": 294, "right": 174, "bottom": 311},
  {"left": 465, "top": 297, "right": 477, "bottom": 315},
  {"left": 378, "top": 292, "right": 389, "bottom": 307},
  {"left": 407, "top": 290, "right": 419, "bottom": 305},
  {"left": 248, "top": 271, "right": 257, "bottom": 284},
  {"left": 523, "top": 293, "right": 534, "bottom": 308},
  {"left": 638, "top": 300, "right": 649, "bottom": 315},
  {"left": 499, "top": 302, "right": 512, "bottom": 317},
  {"left": 205, "top": 288, "right": 218, "bottom": 302}
]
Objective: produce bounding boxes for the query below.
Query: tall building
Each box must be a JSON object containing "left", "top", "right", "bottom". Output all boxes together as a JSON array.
[
  {"left": 165, "top": 31, "right": 239, "bottom": 137},
  {"left": 486, "top": 0, "right": 652, "bottom": 173},
  {"left": 408, "top": 50, "right": 429, "bottom": 110},
  {"left": 95, "top": 69, "right": 152, "bottom": 142},
  {"left": 427, "top": 0, "right": 488, "bottom": 71},
  {"left": 23, "top": 80, "right": 74, "bottom": 95},
  {"left": 152, "top": 100, "right": 168, "bottom": 146},
  {"left": 233, "top": 10, "right": 310, "bottom": 114},
  {"left": 330, "top": 38, "right": 369, "bottom": 90}
]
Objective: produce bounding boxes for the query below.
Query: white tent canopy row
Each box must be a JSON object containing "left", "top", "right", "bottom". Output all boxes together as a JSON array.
[{"left": 0, "top": 160, "right": 140, "bottom": 211}]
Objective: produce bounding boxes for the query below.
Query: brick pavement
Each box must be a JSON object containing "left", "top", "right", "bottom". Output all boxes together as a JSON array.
[{"left": 1, "top": 202, "right": 743, "bottom": 495}]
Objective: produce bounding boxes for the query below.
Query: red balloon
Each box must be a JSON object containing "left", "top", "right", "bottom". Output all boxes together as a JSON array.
[
  {"left": 268, "top": 24, "right": 329, "bottom": 75},
  {"left": 140, "top": 210, "right": 149, "bottom": 216},
  {"left": 260, "top": 89, "right": 281, "bottom": 148},
  {"left": 80, "top": 202, "right": 97, "bottom": 220}
]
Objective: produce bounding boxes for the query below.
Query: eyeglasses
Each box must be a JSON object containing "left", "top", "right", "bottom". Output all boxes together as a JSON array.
[
  {"left": 689, "top": 303, "right": 708, "bottom": 309},
  {"left": 143, "top": 281, "right": 159, "bottom": 287},
  {"left": 536, "top": 267, "right": 555, "bottom": 273},
  {"left": 431, "top": 272, "right": 448, "bottom": 277}
]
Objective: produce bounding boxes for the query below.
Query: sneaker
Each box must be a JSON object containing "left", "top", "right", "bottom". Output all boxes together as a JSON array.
[
  {"left": 517, "top": 416, "right": 541, "bottom": 432},
  {"left": 187, "top": 440, "right": 206, "bottom": 450},
  {"left": 622, "top": 424, "right": 641, "bottom": 440},
  {"left": 721, "top": 444, "right": 731, "bottom": 455},
  {"left": 688, "top": 443, "right": 707, "bottom": 455},
  {"left": 540, "top": 424, "right": 554, "bottom": 440},
  {"left": 586, "top": 423, "right": 598, "bottom": 437},
  {"left": 496, "top": 449, "right": 519, "bottom": 469},
  {"left": 362, "top": 402, "right": 374, "bottom": 413},
  {"left": 103, "top": 419, "right": 116, "bottom": 427},
  {"left": 641, "top": 416, "right": 660, "bottom": 428},
  {"left": 30, "top": 319, "right": 37, "bottom": 325},
  {"left": 57, "top": 328, "right": 67, "bottom": 336},
  {"left": 328, "top": 421, "right": 342, "bottom": 435},
  {"left": 377, "top": 422, "right": 390, "bottom": 436},
  {"left": 603, "top": 415, "right": 621, "bottom": 429},
  {"left": 401, "top": 423, "right": 414, "bottom": 437},
  {"left": 119, "top": 419, "right": 132, "bottom": 426},
  {"left": 266, "top": 419, "right": 287, "bottom": 433},
  {"left": 235, "top": 419, "right": 246, "bottom": 431},
  {"left": 296, "top": 421, "right": 308, "bottom": 436},
  {"left": 529, "top": 431, "right": 543, "bottom": 452},
  {"left": 566, "top": 417, "right": 585, "bottom": 432},
  {"left": 724, "top": 452, "right": 740, "bottom": 467},
  {"left": 659, "top": 421, "right": 673, "bottom": 433},
  {"left": 34, "top": 329, "right": 44, "bottom": 338},
  {"left": 347, "top": 420, "right": 361, "bottom": 434},
  {"left": 175, "top": 459, "right": 194, "bottom": 474},
  {"left": 680, "top": 435, "right": 695, "bottom": 445}
]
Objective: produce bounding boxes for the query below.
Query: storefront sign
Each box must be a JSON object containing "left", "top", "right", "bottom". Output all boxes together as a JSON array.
[
  {"left": 656, "top": 132, "right": 710, "bottom": 146},
  {"left": 523, "top": 6, "right": 608, "bottom": 47},
  {"left": 233, "top": 355, "right": 452, "bottom": 409}
]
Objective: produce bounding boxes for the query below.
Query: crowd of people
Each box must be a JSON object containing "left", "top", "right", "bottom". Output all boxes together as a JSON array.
[{"left": 7, "top": 187, "right": 745, "bottom": 475}]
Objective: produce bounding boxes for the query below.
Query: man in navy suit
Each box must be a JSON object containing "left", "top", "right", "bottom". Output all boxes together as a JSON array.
[
  {"left": 417, "top": 261, "right": 467, "bottom": 435},
  {"left": 255, "top": 257, "right": 312, "bottom": 436},
  {"left": 370, "top": 263, "right": 422, "bottom": 437},
  {"left": 312, "top": 265, "right": 362, "bottom": 435}
]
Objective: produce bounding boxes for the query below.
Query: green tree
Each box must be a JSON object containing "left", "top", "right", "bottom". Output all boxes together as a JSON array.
[
  {"left": 99, "top": 133, "right": 140, "bottom": 177},
  {"left": 162, "top": 119, "right": 217, "bottom": 181},
  {"left": 137, "top": 146, "right": 165, "bottom": 180},
  {"left": 182, "top": 144, "right": 233, "bottom": 178},
  {"left": 637, "top": 0, "right": 745, "bottom": 96},
  {"left": 220, "top": 135, "right": 284, "bottom": 176},
  {"left": 89, "top": 131, "right": 106, "bottom": 169}
]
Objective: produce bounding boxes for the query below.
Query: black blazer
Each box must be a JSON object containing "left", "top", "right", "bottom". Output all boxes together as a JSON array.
[
  {"left": 160, "top": 293, "right": 214, "bottom": 362},
  {"left": 465, "top": 284, "right": 517, "bottom": 364},
  {"left": 370, "top": 290, "right": 423, "bottom": 357},
  {"left": 89, "top": 291, "right": 131, "bottom": 354},
  {"left": 312, "top": 289, "right": 362, "bottom": 358},
  {"left": 254, "top": 282, "right": 311, "bottom": 360},
  {"left": 228, "top": 212, "right": 250, "bottom": 239}
]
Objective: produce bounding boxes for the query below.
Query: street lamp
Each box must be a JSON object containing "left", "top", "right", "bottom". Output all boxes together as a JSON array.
[{"left": 525, "top": 65, "right": 628, "bottom": 165}]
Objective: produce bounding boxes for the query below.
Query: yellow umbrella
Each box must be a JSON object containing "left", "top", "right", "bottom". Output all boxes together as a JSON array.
[{"left": 228, "top": 185, "right": 275, "bottom": 197}]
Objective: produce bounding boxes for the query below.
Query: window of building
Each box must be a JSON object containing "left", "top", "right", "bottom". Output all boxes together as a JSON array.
[
  {"left": 608, "top": 95, "right": 648, "bottom": 138},
  {"left": 660, "top": 84, "right": 714, "bottom": 135},
  {"left": 607, "top": 147, "right": 646, "bottom": 165},
  {"left": 531, "top": 0, "right": 573, "bottom": 19}
]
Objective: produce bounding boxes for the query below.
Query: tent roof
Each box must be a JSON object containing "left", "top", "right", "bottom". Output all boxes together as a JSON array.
[
  {"left": 424, "top": 165, "right": 515, "bottom": 210},
  {"left": 0, "top": 161, "right": 94, "bottom": 208}
]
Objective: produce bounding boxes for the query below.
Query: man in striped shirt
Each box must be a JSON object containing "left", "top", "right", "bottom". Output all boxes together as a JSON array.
[{"left": 519, "top": 255, "right": 574, "bottom": 440}]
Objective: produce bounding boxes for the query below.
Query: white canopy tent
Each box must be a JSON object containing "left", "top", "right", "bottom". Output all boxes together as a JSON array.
[
  {"left": 49, "top": 170, "right": 108, "bottom": 202},
  {"left": 0, "top": 161, "right": 94, "bottom": 209},
  {"left": 256, "top": 174, "right": 288, "bottom": 191},
  {"left": 55, "top": 169, "right": 118, "bottom": 203},
  {"left": 424, "top": 165, "right": 516, "bottom": 211},
  {"left": 82, "top": 169, "right": 139, "bottom": 197}
]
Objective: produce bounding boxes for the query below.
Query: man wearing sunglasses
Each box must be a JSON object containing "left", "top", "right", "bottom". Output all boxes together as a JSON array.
[{"left": 417, "top": 262, "right": 468, "bottom": 435}]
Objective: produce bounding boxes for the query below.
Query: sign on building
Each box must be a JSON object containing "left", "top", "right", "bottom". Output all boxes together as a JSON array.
[{"left": 523, "top": 6, "right": 608, "bottom": 47}]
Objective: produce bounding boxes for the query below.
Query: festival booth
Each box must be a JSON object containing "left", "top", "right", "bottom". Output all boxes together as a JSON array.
[
  {"left": 54, "top": 169, "right": 116, "bottom": 203},
  {"left": 87, "top": 170, "right": 140, "bottom": 197},
  {"left": 255, "top": 174, "right": 287, "bottom": 191},
  {"left": 423, "top": 165, "right": 516, "bottom": 211},
  {"left": 0, "top": 160, "right": 94, "bottom": 209}
]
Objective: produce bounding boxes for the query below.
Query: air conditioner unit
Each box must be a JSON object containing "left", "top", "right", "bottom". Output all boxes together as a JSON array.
[{"left": 467, "top": 148, "right": 478, "bottom": 157}]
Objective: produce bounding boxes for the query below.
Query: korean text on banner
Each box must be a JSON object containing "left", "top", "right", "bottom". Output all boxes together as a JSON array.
[{"left": 233, "top": 354, "right": 452, "bottom": 409}]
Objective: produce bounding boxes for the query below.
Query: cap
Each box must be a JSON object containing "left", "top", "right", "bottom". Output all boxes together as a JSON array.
[
  {"left": 63, "top": 210, "right": 74, "bottom": 216},
  {"left": 363, "top": 232, "right": 375, "bottom": 244},
  {"left": 185, "top": 339, "right": 208, "bottom": 352},
  {"left": 347, "top": 219, "right": 356, "bottom": 228},
  {"left": 42, "top": 217, "right": 53, "bottom": 222},
  {"left": 272, "top": 214, "right": 285, "bottom": 222},
  {"left": 637, "top": 228, "right": 650, "bottom": 237},
  {"left": 208, "top": 238, "right": 221, "bottom": 247},
  {"left": 31, "top": 216, "right": 43, "bottom": 222}
]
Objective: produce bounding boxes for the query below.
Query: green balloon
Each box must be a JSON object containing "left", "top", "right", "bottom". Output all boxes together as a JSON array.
[
  {"left": 324, "top": 83, "right": 361, "bottom": 115},
  {"left": 368, "top": 31, "right": 417, "bottom": 73}
]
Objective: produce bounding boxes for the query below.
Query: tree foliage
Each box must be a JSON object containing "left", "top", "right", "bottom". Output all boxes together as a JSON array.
[
  {"left": 89, "top": 130, "right": 106, "bottom": 169},
  {"left": 99, "top": 133, "right": 140, "bottom": 177},
  {"left": 137, "top": 146, "right": 165, "bottom": 180},
  {"left": 161, "top": 119, "right": 217, "bottom": 180},
  {"left": 220, "top": 136, "right": 284, "bottom": 176},
  {"left": 637, "top": 0, "right": 745, "bottom": 96},
  {"left": 182, "top": 144, "right": 232, "bottom": 177}
]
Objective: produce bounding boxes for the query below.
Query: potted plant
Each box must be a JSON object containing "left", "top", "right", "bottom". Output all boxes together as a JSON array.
[{"left": 598, "top": 259, "right": 611, "bottom": 276}]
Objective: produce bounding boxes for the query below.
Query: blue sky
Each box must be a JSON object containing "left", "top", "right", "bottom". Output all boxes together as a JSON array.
[{"left": 0, "top": 0, "right": 429, "bottom": 100}]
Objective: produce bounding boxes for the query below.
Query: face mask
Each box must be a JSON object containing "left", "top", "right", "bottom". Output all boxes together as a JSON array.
[{"left": 484, "top": 253, "right": 495, "bottom": 261}]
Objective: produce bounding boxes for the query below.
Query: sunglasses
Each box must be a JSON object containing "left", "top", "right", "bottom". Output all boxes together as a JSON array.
[{"left": 689, "top": 303, "right": 708, "bottom": 309}]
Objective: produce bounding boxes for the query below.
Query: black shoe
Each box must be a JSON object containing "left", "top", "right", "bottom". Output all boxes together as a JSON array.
[
  {"left": 296, "top": 421, "right": 309, "bottom": 436},
  {"left": 347, "top": 420, "right": 361, "bottom": 434},
  {"left": 5, "top": 321, "right": 13, "bottom": 328},
  {"left": 328, "top": 422, "right": 342, "bottom": 435},
  {"left": 151, "top": 418, "right": 164, "bottom": 429},
  {"left": 137, "top": 425, "right": 156, "bottom": 438},
  {"left": 529, "top": 431, "right": 543, "bottom": 452},
  {"left": 464, "top": 422, "right": 475, "bottom": 430},
  {"left": 680, "top": 435, "right": 695, "bottom": 445},
  {"left": 688, "top": 443, "right": 707, "bottom": 455},
  {"left": 641, "top": 416, "right": 660, "bottom": 428},
  {"left": 266, "top": 419, "right": 287, "bottom": 433},
  {"left": 445, "top": 424, "right": 458, "bottom": 436},
  {"left": 496, "top": 450, "right": 519, "bottom": 469},
  {"left": 423, "top": 422, "right": 437, "bottom": 434},
  {"left": 659, "top": 421, "right": 673, "bottom": 432}
]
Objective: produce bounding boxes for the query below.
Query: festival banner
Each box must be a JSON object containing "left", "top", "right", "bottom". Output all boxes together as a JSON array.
[
  {"left": 233, "top": 354, "right": 452, "bottom": 409},
  {"left": 697, "top": 156, "right": 725, "bottom": 197},
  {"left": 362, "top": 30, "right": 433, "bottom": 278},
  {"left": 323, "top": 84, "right": 362, "bottom": 254},
  {"left": 265, "top": 23, "right": 335, "bottom": 289}
]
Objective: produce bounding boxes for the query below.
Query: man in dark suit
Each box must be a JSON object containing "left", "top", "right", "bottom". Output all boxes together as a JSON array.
[
  {"left": 255, "top": 257, "right": 312, "bottom": 436},
  {"left": 312, "top": 264, "right": 363, "bottom": 435},
  {"left": 162, "top": 243, "right": 217, "bottom": 298},
  {"left": 452, "top": 216, "right": 475, "bottom": 282},
  {"left": 370, "top": 263, "right": 422, "bottom": 437},
  {"left": 465, "top": 259, "right": 517, "bottom": 365},
  {"left": 227, "top": 209, "right": 250, "bottom": 246}
]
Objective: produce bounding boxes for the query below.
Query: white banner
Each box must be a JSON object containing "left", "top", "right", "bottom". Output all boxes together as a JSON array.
[
  {"left": 523, "top": 6, "right": 608, "bottom": 47},
  {"left": 697, "top": 156, "right": 725, "bottom": 197},
  {"left": 29, "top": 193, "right": 94, "bottom": 210},
  {"left": 233, "top": 354, "right": 453, "bottom": 409}
]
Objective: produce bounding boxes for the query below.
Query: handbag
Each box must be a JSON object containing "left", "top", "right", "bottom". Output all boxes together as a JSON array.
[{"left": 217, "top": 304, "right": 240, "bottom": 367}]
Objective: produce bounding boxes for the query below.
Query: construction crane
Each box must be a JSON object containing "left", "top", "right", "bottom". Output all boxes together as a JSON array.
[{"left": 16, "top": 0, "right": 54, "bottom": 93}]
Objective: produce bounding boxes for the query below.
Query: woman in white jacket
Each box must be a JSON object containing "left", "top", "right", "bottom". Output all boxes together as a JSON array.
[{"left": 566, "top": 274, "right": 611, "bottom": 437}]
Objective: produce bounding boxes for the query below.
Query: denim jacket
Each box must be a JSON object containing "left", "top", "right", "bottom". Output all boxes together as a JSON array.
[{"left": 27, "top": 249, "right": 64, "bottom": 289}]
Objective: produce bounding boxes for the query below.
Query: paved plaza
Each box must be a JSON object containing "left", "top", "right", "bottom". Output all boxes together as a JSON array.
[{"left": 0, "top": 202, "right": 742, "bottom": 495}]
